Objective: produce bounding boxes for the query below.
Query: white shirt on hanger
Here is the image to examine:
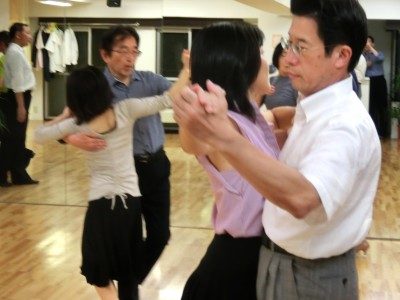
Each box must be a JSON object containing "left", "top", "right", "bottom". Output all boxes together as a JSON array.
[
  {"left": 63, "top": 28, "right": 79, "bottom": 67},
  {"left": 35, "top": 27, "right": 45, "bottom": 69},
  {"left": 45, "top": 28, "right": 65, "bottom": 73}
]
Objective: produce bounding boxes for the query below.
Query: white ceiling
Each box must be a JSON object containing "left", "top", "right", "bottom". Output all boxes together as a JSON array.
[
  {"left": 235, "top": 0, "right": 290, "bottom": 16},
  {"left": 34, "top": 0, "right": 92, "bottom": 7}
]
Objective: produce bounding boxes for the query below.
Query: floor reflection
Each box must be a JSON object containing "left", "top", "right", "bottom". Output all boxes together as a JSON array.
[{"left": 0, "top": 123, "right": 399, "bottom": 299}]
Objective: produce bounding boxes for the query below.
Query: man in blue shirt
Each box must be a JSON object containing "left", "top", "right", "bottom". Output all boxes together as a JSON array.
[
  {"left": 65, "top": 26, "right": 171, "bottom": 296},
  {"left": 101, "top": 26, "right": 172, "bottom": 283}
]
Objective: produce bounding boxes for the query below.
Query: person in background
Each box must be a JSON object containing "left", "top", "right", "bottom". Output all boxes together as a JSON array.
[
  {"left": 173, "top": 0, "right": 381, "bottom": 298},
  {"left": 364, "top": 35, "right": 390, "bottom": 137},
  {"left": 263, "top": 43, "right": 298, "bottom": 109},
  {"left": 0, "top": 31, "right": 9, "bottom": 92},
  {"left": 1, "top": 23, "right": 38, "bottom": 186},
  {"left": 63, "top": 25, "right": 172, "bottom": 283},
  {"left": 34, "top": 63, "right": 188, "bottom": 300},
  {"left": 0, "top": 30, "right": 11, "bottom": 187},
  {"left": 179, "top": 21, "right": 285, "bottom": 300}
]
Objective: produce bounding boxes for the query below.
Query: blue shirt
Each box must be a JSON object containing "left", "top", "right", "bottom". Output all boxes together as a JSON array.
[
  {"left": 263, "top": 75, "right": 297, "bottom": 109},
  {"left": 364, "top": 51, "right": 385, "bottom": 77},
  {"left": 103, "top": 67, "right": 171, "bottom": 155}
]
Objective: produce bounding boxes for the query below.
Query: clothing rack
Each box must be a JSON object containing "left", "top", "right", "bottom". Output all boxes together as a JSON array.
[
  {"left": 39, "top": 22, "right": 140, "bottom": 27},
  {"left": 38, "top": 17, "right": 148, "bottom": 28}
]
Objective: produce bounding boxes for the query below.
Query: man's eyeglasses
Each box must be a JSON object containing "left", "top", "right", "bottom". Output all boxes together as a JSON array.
[
  {"left": 112, "top": 48, "right": 142, "bottom": 57},
  {"left": 280, "top": 37, "right": 307, "bottom": 56},
  {"left": 281, "top": 37, "right": 334, "bottom": 57}
]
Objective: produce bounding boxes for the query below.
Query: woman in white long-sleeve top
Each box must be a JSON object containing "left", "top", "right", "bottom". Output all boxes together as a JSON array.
[{"left": 35, "top": 64, "right": 188, "bottom": 300}]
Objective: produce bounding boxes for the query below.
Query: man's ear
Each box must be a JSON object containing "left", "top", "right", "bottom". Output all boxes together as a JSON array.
[
  {"left": 100, "top": 49, "right": 110, "bottom": 64},
  {"left": 334, "top": 45, "right": 352, "bottom": 70},
  {"left": 15, "top": 31, "right": 22, "bottom": 41}
]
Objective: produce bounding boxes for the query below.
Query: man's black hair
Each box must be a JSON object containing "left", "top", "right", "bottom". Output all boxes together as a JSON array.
[{"left": 291, "top": 0, "right": 367, "bottom": 71}]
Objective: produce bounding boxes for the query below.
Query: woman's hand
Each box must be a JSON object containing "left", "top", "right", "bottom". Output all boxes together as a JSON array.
[{"left": 62, "top": 106, "right": 72, "bottom": 118}]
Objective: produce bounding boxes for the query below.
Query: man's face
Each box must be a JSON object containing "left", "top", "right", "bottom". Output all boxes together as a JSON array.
[
  {"left": 18, "top": 26, "right": 32, "bottom": 47},
  {"left": 101, "top": 36, "right": 139, "bottom": 82},
  {"left": 285, "top": 16, "right": 339, "bottom": 97}
]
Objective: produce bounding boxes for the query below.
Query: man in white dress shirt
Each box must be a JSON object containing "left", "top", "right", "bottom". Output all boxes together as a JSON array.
[
  {"left": 172, "top": 0, "right": 381, "bottom": 299},
  {"left": 1, "top": 23, "right": 38, "bottom": 186}
]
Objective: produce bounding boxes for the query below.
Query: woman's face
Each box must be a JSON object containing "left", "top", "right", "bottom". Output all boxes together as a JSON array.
[
  {"left": 278, "top": 51, "right": 290, "bottom": 77},
  {"left": 249, "top": 47, "right": 271, "bottom": 101}
]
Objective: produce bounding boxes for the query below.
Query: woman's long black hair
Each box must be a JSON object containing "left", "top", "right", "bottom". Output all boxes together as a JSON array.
[{"left": 190, "top": 21, "right": 264, "bottom": 121}]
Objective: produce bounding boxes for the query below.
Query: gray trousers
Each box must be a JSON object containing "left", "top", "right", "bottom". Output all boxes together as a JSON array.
[{"left": 256, "top": 246, "right": 358, "bottom": 300}]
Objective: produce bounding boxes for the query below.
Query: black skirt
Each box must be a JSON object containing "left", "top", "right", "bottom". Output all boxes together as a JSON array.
[
  {"left": 369, "top": 75, "right": 390, "bottom": 137},
  {"left": 80, "top": 194, "right": 143, "bottom": 287},
  {"left": 181, "top": 234, "right": 261, "bottom": 300}
]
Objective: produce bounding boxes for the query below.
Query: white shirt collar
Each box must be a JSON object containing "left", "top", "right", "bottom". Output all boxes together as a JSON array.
[
  {"left": 297, "top": 76, "right": 353, "bottom": 123},
  {"left": 8, "top": 42, "right": 24, "bottom": 53}
]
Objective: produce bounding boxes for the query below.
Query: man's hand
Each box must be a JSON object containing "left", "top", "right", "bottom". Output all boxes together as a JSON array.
[
  {"left": 173, "top": 80, "right": 237, "bottom": 150},
  {"left": 17, "top": 105, "right": 27, "bottom": 123},
  {"left": 63, "top": 133, "right": 107, "bottom": 152},
  {"left": 197, "top": 80, "right": 228, "bottom": 114}
]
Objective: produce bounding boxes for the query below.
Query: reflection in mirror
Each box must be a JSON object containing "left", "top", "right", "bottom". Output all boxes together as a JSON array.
[
  {"left": 157, "top": 18, "right": 214, "bottom": 231},
  {"left": 0, "top": 7, "right": 68, "bottom": 205}
]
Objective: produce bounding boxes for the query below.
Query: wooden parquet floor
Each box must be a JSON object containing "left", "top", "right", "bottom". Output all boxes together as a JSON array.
[{"left": 0, "top": 122, "right": 399, "bottom": 299}]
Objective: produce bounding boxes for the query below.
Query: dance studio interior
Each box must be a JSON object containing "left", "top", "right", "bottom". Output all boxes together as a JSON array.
[{"left": 0, "top": 0, "right": 399, "bottom": 299}]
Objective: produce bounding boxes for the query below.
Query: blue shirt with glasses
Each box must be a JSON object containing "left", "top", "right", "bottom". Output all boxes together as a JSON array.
[{"left": 103, "top": 67, "right": 171, "bottom": 155}]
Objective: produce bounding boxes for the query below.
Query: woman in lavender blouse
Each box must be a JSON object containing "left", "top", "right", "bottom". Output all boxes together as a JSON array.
[{"left": 179, "top": 22, "right": 285, "bottom": 300}]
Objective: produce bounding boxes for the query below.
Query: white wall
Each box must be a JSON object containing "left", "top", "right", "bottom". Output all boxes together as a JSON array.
[
  {"left": 162, "top": 0, "right": 291, "bottom": 59},
  {"left": 360, "top": 0, "right": 400, "bottom": 20},
  {"left": 0, "top": 1, "right": 10, "bottom": 30},
  {"left": 135, "top": 28, "right": 157, "bottom": 72}
]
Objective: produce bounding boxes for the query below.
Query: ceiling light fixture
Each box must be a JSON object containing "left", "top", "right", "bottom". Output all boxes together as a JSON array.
[{"left": 37, "top": 0, "right": 72, "bottom": 7}]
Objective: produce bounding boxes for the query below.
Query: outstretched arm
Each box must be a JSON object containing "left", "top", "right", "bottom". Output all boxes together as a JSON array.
[
  {"left": 53, "top": 108, "right": 107, "bottom": 151},
  {"left": 34, "top": 109, "right": 79, "bottom": 144},
  {"left": 173, "top": 81, "right": 320, "bottom": 219},
  {"left": 123, "top": 49, "right": 191, "bottom": 121},
  {"left": 45, "top": 106, "right": 72, "bottom": 125}
]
